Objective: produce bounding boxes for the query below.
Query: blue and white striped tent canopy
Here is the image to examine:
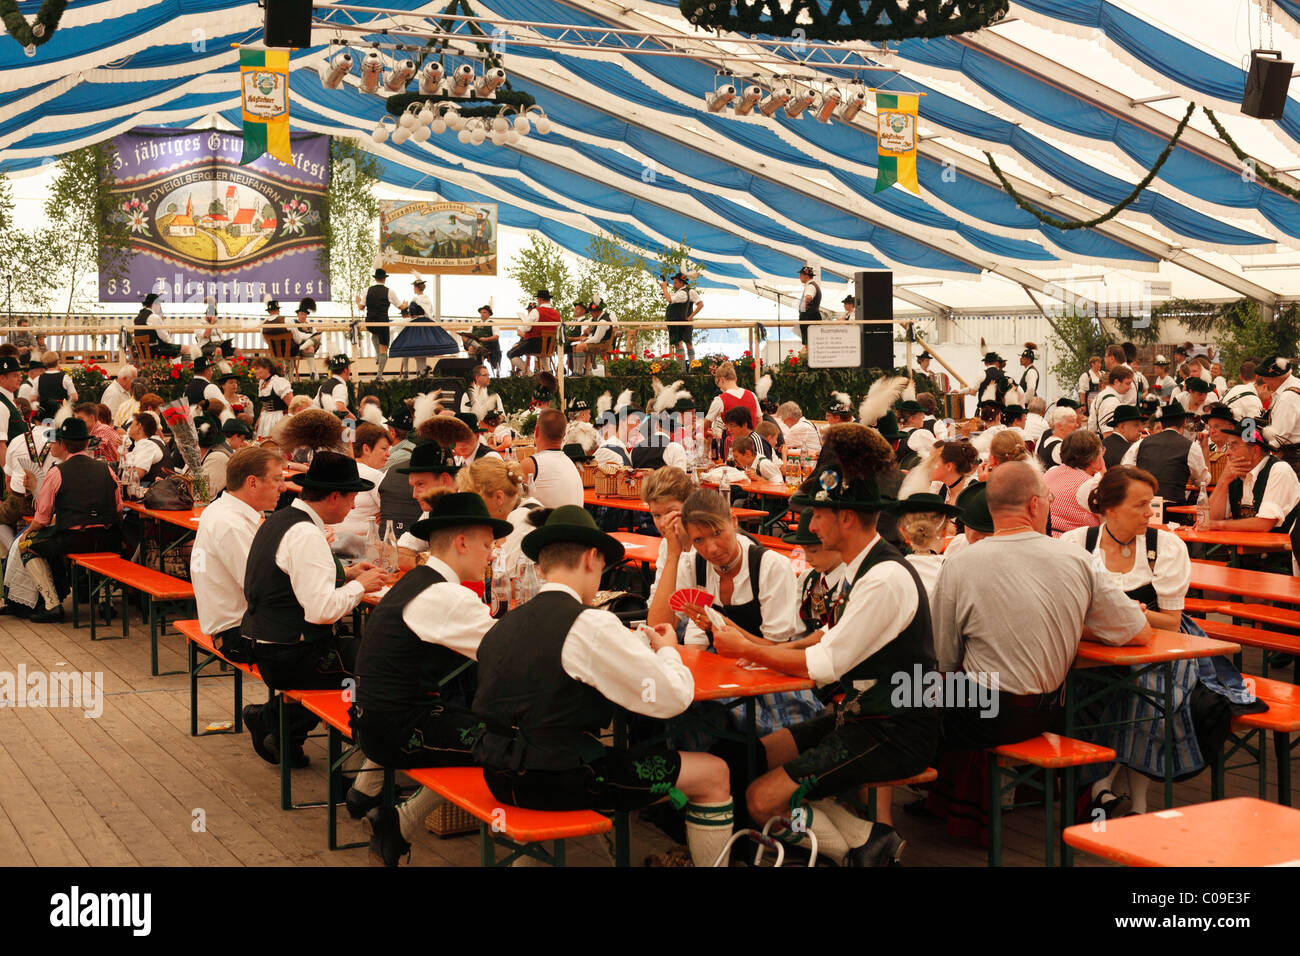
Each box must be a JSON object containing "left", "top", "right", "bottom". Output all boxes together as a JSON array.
[{"left": 3, "top": 0, "right": 1300, "bottom": 314}]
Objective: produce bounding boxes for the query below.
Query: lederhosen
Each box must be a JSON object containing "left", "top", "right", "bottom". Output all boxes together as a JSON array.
[
  {"left": 1083, "top": 370, "right": 1102, "bottom": 411},
  {"left": 1230, "top": 456, "right": 1300, "bottom": 574},
  {"left": 365, "top": 284, "right": 392, "bottom": 346},
  {"left": 351, "top": 566, "right": 483, "bottom": 768},
  {"left": 798, "top": 281, "right": 822, "bottom": 345},
  {"left": 666, "top": 289, "right": 693, "bottom": 348},
  {"left": 243, "top": 507, "right": 357, "bottom": 743},
  {"left": 783, "top": 539, "right": 938, "bottom": 798},
  {"left": 474, "top": 590, "right": 683, "bottom": 813}
]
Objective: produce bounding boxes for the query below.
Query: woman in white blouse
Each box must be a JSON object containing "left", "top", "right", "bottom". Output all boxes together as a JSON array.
[
  {"left": 457, "top": 455, "right": 539, "bottom": 579},
  {"left": 334, "top": 422, "right": 391, "bottom": 538},
  {"left": 252, "top": 357, "right": 294, "bottom": 439},
  {"left": 1062, "top": 465, "right": 1251, "bottom": 817}
]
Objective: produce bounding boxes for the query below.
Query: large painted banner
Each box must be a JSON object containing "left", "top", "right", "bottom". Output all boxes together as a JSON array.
[
  {"left": 379, "top": 200, "right": 497, "bottom": 276},
  {"left": 100, "top": 127, "right": 330, "bottom": 304}
]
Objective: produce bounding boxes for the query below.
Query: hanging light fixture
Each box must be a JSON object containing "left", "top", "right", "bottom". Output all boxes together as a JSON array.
[
  {"left": 384, "top": 58, "right": 416, "bottom": 92},
  {"left": 839, "top": 87, "right": 867, "bottom": 121},
  {"left": 733, "top": 84, "right": 763, "bottom": 116},
  {"left": 398, "top": 102, "right": 423, "bottom": 129},
  {"left": 706, "top": 84, "right": 737, "bottom": 113},
  {"left": 758, "top": 86, "right": 792, "bottom": 117},
  {"left": 475, "top": 67, "right": 507, "bottom": 97},
  {"left": 418, "top": 61, "right": 445, "bottom": 96},
  {"left": 318, "top": 51, "right": 353, "bottom": 90},
  {"left": 784, "top": 87, "right": 816, "bottom": 119},
  {"left": 448, "top": 64, "right": 475, "bottom": 97},
  {"left": 815, "top": 88, "right": 841, "bottom": 123}
]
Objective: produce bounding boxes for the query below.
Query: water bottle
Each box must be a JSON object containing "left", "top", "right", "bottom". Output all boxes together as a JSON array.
[
  {"left": 382, "top": 519, "right": 399, "bottom": 573},
  {"left": 1195, "top": 481, "right": 1210, "bottom": 529},
  {"left": 490, "top": 555, "right": 511, "bottom": 617},
  {"left": 364, "top": 518, "right": 381, "bottom": 565},
  {"left": 718, "top": 471, "right": 731, "bottom": 499}
]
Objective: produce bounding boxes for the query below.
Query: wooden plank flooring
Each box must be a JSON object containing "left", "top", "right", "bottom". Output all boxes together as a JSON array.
[{"left": 0, "top": 606, "right": 1287, "bottom": 867}]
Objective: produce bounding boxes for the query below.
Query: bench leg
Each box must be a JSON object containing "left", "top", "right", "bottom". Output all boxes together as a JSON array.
[
  {"left": 149, "top": 599, "right": 158, "bottom": 677},
  {"left": 1258, "top": 728, "right": 1269, "bottom": 801},
  {"left": 121, "top": 581, "right": 128, "bottom": 640},
  {"left": 480, "top": 822, "right": 494, "bottom": 866},
  {"left": 189, "top": 639, "right": 198, "bottom": 737},
  {"left": 327, "top": 726, "right": 340, "bottom": 850},
  {"left": 234, "top": 670, "right": 243, "bottom": 733},
  {"left": 1211, "top": 743, "right": 1225, "bottom": 801},
  {"left": 1277, "top": 732, "right": 1292, "bottom": 807},
  {"left": 71, "top": 563, "right": 79, "bottom": 628},
  {"left": 1043, "top": 768, "right": 1056, "bottom": 868},
  {"left": 280, "top": 693, "right": 292, "bottom": 811},
  {"left": 552, "top": 839, "right": 565, "bottom": 867},
  {"left": 1162, "top": 662, "right": 1175, "bottom": 809},
  {"left": 88, "top": 572, "right": 97, "bottom": 641},
  {"left": 986, "top": 753, "right": 1001, "bottom": 868},
  {"left": 1061, "top": 766, "right": 1075, "bottom": 868}
]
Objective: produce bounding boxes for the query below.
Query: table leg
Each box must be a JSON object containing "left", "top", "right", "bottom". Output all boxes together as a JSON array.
[
  {"left": 71, "top": 563, "right": 80, "bottom": 628},
  {"left": 613, "top": 709, "right": 629, "bottom": 868},
  {"left": 279, "top": 694, "right": 292, "bottom": 811},
  {"left": 1163, "top": 661, "right": 1174, "bottom": 809},
  {"left": 1276, "top": 732, "right": 1292, "bottom": 807}
]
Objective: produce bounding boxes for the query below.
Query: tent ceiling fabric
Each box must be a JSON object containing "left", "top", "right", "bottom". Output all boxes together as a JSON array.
[{"left": 0, "top": 0, "right": 1297, "bottom": 311}]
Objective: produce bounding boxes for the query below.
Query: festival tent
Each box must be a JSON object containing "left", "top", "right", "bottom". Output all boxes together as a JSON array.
[{"left": 1, "top": 0, "right": 1299, "bottom": 316}]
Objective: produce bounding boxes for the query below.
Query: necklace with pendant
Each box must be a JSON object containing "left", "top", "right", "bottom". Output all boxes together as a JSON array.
[{"left": 1104, "top": 524, "right": 1135, "bottom": 558}]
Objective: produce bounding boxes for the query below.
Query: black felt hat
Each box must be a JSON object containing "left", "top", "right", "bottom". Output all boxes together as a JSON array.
[
  {"left": 983, "top": 352, "right": 1003, "bottom": 364},
  {"left": 1055, "top": 398, "right": 1081, "bottom": 410},
  {"left": 222, "top": 418, "right": 254, "bottom": 438},
  {"left": 389, "top": 406, "right": 414, "bottom": 431},
  {"left": 454, "top": 412, "right": 479, "bottom": 432},
  {"left": 192, "top": 356, "right": 212, "bottom": 374},
  {"left": 893, "top": 491, "right": 962, "bottom": 520},
  {"left": 1184, "top": 377, "right": 1211, "bottom": 393},
  {"left": 1200, "top": 402, "right": 1235, "bottom": 423},
  {"left": 1001, "top": 404, "right": 1027, "bottom": 420},
  {"left": 328, "top": 354, "right": 351, "bottom": 373},
  {"left": 563, "top": 442, "right": 593, "bottom": 463},
  {"left": 396, "top": 441, "right": 458, "bottom": 475},
  {"left": 522, "top": 505, "right": 624, "bottom": 565},
  {"left": 216, "top": 371, "right": 240, "bottom": 386},
  {"left": 297, "top": 297, "right": 317, "bottom": 314},
  {"left": 568, "top": 398, "right": 590, "bottom": 413},
  {"left": 53, "top": 418, "right": 93, "bottom": 443},
  {"left": 897, "top": 400, "right": 924, "bottom": 416},
  {"left": 297, "top": 452, "right": 375, "bottom": 492},
  {"left": 1157, "top": 400, "right": 1189, "bottom": 423},
  {"left": 0, "top": 355, "right": 22, "bottom": 375},
  {"left": 672, "top": 394, "right": 697, "bottom": 413},
  {"left": 374, "top": 268, "right": 389, "bottom": 280},
  {"left": 265, "top": 300, "right": 281, "bottom": 313},
  {"left": 781, "top": 509, "right": 821, "bottom": 546},
  {"left": 1256, "top": 355, "right": 1290, "bottom": 378},
  {"left": 1111, "top": 404, "right": 1144, "bottom": 426},
  {"left": 955, "top": 482, "right": 993, "bottom": 534},
  {"left": 478, "top": 304, "right": 493, "bottom": 316},
  {"left": 410, "top": 492, "right": 512, "bottom": 540},
  {"left": 25, "top": 357, "right": 44, "bottom": 371},
  {"left": 873, "top": 410, "right": 906, "bottom": 442}
]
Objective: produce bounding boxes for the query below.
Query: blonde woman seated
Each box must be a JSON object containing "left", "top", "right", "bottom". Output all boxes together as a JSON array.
[
  {"left": 894, "top": 492, "right": 961, "bottom": 598},
  {"left": 640, "top": 466, "right": 696, "bottom": 617},
  {"left": 457, "top": 454, "right": 536, "bottom": 574},
  {"left": 974, "top": 430, "right": 1035, "bottom": 482}
]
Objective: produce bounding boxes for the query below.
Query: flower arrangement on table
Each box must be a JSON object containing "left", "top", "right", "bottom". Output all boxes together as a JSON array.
[
  {"left": 67, "top": 359, "right": 110, "bottom": 395},
  {"left": 159, "top": 399, "right": 211, "bottom": 504}
]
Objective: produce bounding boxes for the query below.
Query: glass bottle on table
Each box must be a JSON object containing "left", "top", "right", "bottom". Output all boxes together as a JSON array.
[
  {"left": 1195, "top": 481, "right": 1210, "bottom": 530},
  {"left": 381, "top": 519, "right": 399, "bottom": 574}
]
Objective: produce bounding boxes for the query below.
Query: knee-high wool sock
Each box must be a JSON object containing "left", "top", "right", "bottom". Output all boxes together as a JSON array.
[
  {"left": 27, "top": 557, "right": 60, "bottom": 609},
  {"left": 396, "top": 785, "right": 444, "bottom": 840},
  {"left": 816, "top": 799, "right": 876, "bottom": 855},
  {"left": 803, "top": 799, "right": 852, "bottom": 864},
  {"left": 351, "top": 757, "right": 385, "bottom": 797},
  {"left": 684, "top": 800, "right": 734, "bottom": 868}
]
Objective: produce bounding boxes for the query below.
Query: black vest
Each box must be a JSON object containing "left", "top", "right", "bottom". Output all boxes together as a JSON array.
[
  {"left": 141, "top": 436, "right": 169, "bottom": 484},
  {"left": 185, "top": 376, "right": 211, "bottom": 408},
  {"left": 378, "top": 458, "right": 423, "bottom": 538},
  {"left": 836, "top": 539, "right": 933, "bottom": 717},
  {"left": 472, "top": 443, "right": 494, "bottom": 461},
  {"left": 695, "top": 543, "right": 766, "bottom": 638},
  {"left": 134, "top": 309, "right": 158, "bottom": 344},
  {"left": 0, "top": 390, "right": 25, "bottom": 442},
  {"left": 897, "top": 430, "right": 922, "bottom": 471},
  {"left": 1084, "top": 526, "right": 1163, "bottom": 609},
  {"left": 1019, "top": 365, "right": 1038, "bottom": 393},
  {"left": 1038, "top": 435, "right": 1062, "bottom": 469},
  {"left": 665, "top": 289, "right": 691, "bottom": 323},
  {"left": 53, "top": 454, "right": 119, "bottom": 531},
  {"left": 241, "top": 506, "right": 340, "bottom": 645},
  {"left": 317, "top": 376, "right": 345, "bottom": 409},
  {"left": 798, "top": 281, "right": 822, "bottom": 323},
  {"left": 1102, "top": 431, "right": 1131, "bottom": 469},
  {"left": 472, "top": 590, "right": 611, "bottom": 771},
  {"left": 260, "top": 379, "right": 289, "bottom": 414},
  {"left": 355, "top": 566, "right": 469, "bottom": 712},
  {"left": 1135, "top": 429, "right": 1192, "bottom": 506},
  {"left": 630, "top": 437, "right": 669, "bottom": 470},
  {"left": 36, "top": 371, "right": 66, "bottom": 413},
  {"left": 1229, "top": 455, "right": 1300, "bottom": 534},
  {"left": 365, "top": 284, "right": 390, "bottom": 324}
]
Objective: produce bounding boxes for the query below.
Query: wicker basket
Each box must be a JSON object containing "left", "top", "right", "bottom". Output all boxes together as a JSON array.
[
  {"left": 513, "top": 443, "right": 536, "bottom": 467},
  {"left": 425, "top": 804, "right": 479, "bottom": 838},
  {"left": 594, "top": 467, "right": 649, "bottom": 498},
  {"left": 1208, "top": 450, "right": 1230, "bottom": 486},
  {"left": 580, "top": 463, "right": 599, "bottom": 488}
]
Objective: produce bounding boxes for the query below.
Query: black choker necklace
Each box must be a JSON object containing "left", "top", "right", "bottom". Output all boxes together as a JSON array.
[{"left": 1104, "top": 524, "right": 1136, "bottom": 558}]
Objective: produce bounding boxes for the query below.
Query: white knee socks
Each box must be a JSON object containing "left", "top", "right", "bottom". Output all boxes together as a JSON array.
[
  {"left": 27, "top": 557, "right": 59, "bottom": 610},
  {"left": 351, "top": 757, "right": 385, "bottom": 797},
  {"left": 684, "top": 800, "right": 734, "bottom": 867},
  {"left": 396, "top": 786, "right": 444, "bottom": 840}
]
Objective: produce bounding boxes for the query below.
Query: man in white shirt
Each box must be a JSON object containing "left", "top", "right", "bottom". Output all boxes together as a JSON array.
[
  {"left": 315, "top": 355, "right": 352, "bottom": 416},
  {"left": 136, "top": 293, "right": 183, "bottom": 359},
  {"left": 1023, "top": 396, "right": 1050, "bottom": 448},
  {"left": 0, "top": 354, "right": 24, "bottom": 464},
  {"left": 473, "top": 506, "right": 734, "bottom": 869},
  {"left": 1018, "top": 344, "right": 1040, "bottom": 401},
  {"left": 350, "top": 491, "right": 512, "bottom": 866},
  {"left": 124, "top": 413, "right": 167, "bottom": 484},
  {"left": 99, "top": 365, "right": 136, "bottom": 418},
  {"left": 662, "top": 271, "right": 703, "bottom": 362},
  {"left": 1258, "top": 355, "right": 1300, "bottom": 450},
  {"left": 459, "top": 364, "right": 505, "bottom": 421},
  {"left": 629, "top": 413, "right": 689, "bottom": 471},
  {"left": 191, "top": 446, "right": 285, "bottom": 663},
  {"left": 1089, "top": 365, "right": 1136, "bottom": 435},
  {"left": 777, "top": 401, "right": 821, "bottom": 457},
  {"left": 16, "top": 357, "right": 41, "bottom": 407},
  {"left": 240, "top": 452, "right": 386, "bottom": 767},
  {"left": 521, "top": 408, "right": 583, "bottom": 509},
  {"left": 1206, "top": 415, "right": 1300, "bottom": 573},
  {"left": 796, "top": 265, "right": 822, "bottom": 346},
  {"left": 712, "top": 424, "right": 939, "bottom": 867},
  {"left": 1221, "top": 360, "right": 1262, "bottom": 420}
]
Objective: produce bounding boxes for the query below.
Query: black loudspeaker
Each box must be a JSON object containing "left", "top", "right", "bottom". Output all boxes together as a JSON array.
[
  {"left": 264, "top": 0, "right": 313, "bottom": 48},
  {"left": 1242, "top": 50, "right": 1292, "bottom": 120},
  {"left": 855, "top": 271, "right": 894, "bottom": 370}
]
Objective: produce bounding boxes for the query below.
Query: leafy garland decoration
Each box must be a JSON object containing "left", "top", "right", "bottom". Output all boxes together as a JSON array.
[
  {"left": 0, "top": 0, "right": 68, "bottom": 52},
  {"left": 679, "top": 0, "right": 1010, "bottom": 43},
  {"left": 982, "top": 101, "right": 1195, "bottom": 230},
  {"left": 1202, "top": 106, "right": 1300, "bottom": 203}
]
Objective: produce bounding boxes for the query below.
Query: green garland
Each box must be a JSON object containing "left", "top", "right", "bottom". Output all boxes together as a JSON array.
[
  {"left": 1202, "top": 106, "right": 1300, "bottom": 203},
  {"left": 982, "top": 100, "right": 1195, "bottom": 230},
  {"left": 0, "top": 0, "right": 67, "bottom": 51},
  {"left": 680, "top": 0, "right": 1009, "bottom": 42}
]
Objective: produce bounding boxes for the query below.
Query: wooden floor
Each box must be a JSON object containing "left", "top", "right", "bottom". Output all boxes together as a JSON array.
[{"left": 0, "top": 606, "right": 1287, "bottom": 867}]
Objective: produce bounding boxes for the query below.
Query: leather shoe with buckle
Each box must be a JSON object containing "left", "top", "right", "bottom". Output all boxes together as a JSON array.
[
  {"left": 844, "top": 823, "right": 906, "bottom": 867},
  {"left": 364, "top": 806, "right": 411, "bottom": 867}
]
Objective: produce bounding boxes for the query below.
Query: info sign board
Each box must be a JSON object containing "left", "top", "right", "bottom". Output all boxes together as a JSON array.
[{"left": 806, "top": 323, "right": 864, "bottom": 369}]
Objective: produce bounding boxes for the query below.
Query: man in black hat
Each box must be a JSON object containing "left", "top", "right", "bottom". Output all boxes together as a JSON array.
[
  {"left": 134, "top": 292, "right": 182, "bottom": 359},
  {"left": 1121, "top": 401, "right": 1210, "bottom": 505},
  {"left": 0, "top": 354, "right": 27, "bottom": 464},
  {"left": 382, "top": 416, "right": 471, "bottom": 542},
  {"left": 825, "top": 396, "right": 854, "bottom": 426},
  {"left": 566, "top": 397, "right": 591, "bottom": 424},
  {"left": 460, "top": 305, "right": 501, "bottom": 374},
  {"left": 837, "top": 294, "right": 855, "bottom": 323},
  {"left": 241, "top": 451, "right": 387, "bottom": 766},
  {"left": 1206, "top": 413, "right": 1300, "bottom": 575},
  {"left": 1018, "top": 343, "right": 1040, "bottom": 401},
  {"left": 16, "top": 356, "right": 43, "bottom": 408},
  {"left": 973, "top": 352, "right": 1012, "bottom": 408},
  {"left": 355, "top": 268, "right": 407, "bottom": 381},
  {"left": 661, "top": 272, "right": 703, "bottom": 362},
  {"left": 507, "top": 289, "right": 562, "bottom": 374},
  {"left": 222, "top": 417, "right": 254, "bottom": 451},
  {"left": 185, "top": 356, "right": 224, "bottom": 419},
  {"left": 315, "top": 354, "right": 353, "bottom": 417},
  {"left": 350, "top": 490, "right": 511, "bottom": 865},
  {"left": 571, "top": 297, "right": 615, "bottom": 375},
  {"left": 1258, "top": 355, "right": 1300, "bottom": 458},
  {"left": 710, "top": 424, "right": 937, "bottom": 866},
  {"left": 1102, "top": 404, "right": 1144, "bottom": 468},
  {"left": 796, "top": 265, "right": 821, "bottom": 346},
  {"left": 24, "top": 418, "right": 121, "bottom": 622},
  {"left": 474, "top": 505, "right": 735, "bottom": 868},
  {"left": 288, "top": 297, "right": 321, "bottom": 377}
]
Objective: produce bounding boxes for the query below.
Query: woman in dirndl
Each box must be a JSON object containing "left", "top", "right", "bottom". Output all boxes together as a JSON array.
[
  {"left": 252, "top": 356, "right": 293, "bottom": 439},
  {"left": 1061, "top": 465, "right": 1260, "bottom": 817}
]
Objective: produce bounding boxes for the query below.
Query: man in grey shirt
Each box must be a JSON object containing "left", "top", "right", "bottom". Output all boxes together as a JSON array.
[{"left": 930, "top": 462, "right": 1151, "bottom": 750}]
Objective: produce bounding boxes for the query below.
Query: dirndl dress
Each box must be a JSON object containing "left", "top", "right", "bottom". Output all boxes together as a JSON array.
[{"left": 388, "top": 317, "right": 459, "bottom": 358}]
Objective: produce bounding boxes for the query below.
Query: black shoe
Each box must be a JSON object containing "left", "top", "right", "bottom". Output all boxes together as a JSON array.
[
  {"left": 1268, "top": 653, "right": 1295, "bottom": 670},
  {"left": 30, "top": 606, "right": 65, "bottom": 623},
  {"left": 364, "top": 806, "right": 411, "bottom": 867},
  {"left": 844, "top": 823, "right": 906, "bottom": 867},
  {"left": 1086, "top": 789, "right": 1132, "bottom": 821},
  {"left": 262, "top": 733, "right": 310, "bottom": 769},
  {"left": 345, "top": 784, "right": 418, "bottom": 820},
  {"left": 242, "top": 705, "right": 279, "bottom": 766},
  {"left": 0, "top": 602, "right": 30, "bottom": 618}
]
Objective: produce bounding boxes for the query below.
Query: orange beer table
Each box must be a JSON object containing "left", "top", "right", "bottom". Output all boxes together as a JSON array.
[
  {"left": 1064, "top": 797, "right": 1300, "bottom": 866},
  {"left": 1189, "top": 562, "right": 1300, "bottom": 604},
  {"left": 1066, "top": 629, "right": 1241, "bottom": 814},
  {"left": 1172, "top": 526, "right": 1290, "bottom": 551}
]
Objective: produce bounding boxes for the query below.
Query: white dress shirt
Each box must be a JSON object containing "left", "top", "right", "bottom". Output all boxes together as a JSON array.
[
  {"left": 126, "top": 436, "right": 165, "bottom": 477},
  {"left": 460, "top": 386, "right": 505, "bottom": 421},
  {"left": 147, "top": 310, "right": 173, "bottom": 344},
  {"left": 747, "top": 454, "right": 783, "bottom": 484},
  {"left": 190, "top": 377, "right": 224, "bottom": 417},
  {"left": 275, "top": 499, "right": 365, "bottom": 625},
  {"left": 1235, "top": 457, "right": 1300, "bottom": 527},
  {"left": 100, "top": 378, "right": 131, "bottom": 416},
  {"left": 1119, "top": 433, "right": 1211, "bottom": 487},
  {"left": 1023, "top": 413, "right": 1049, "bottom": 447},
  {"left": 399, "top": 554, "right": 496, "bottom": 659},
  {"left": 193, "top": 491, "right": 262, "bottom": 636},
  {"left": 547, "top": 582, "right": 695, "bottom": 719},
  {"left": 784, "top": 418, "right": 822, "bottom": 456},
  {"left": 594, "top": 437, "right": 631, "bottom": 467},
  {"left": 674, "top": 535, "right": 801, "bottom": 647},
  {"left": 1264, "top": 374, "right": 1300, "bottom": 446},
  {"left": 804, "top": 535, "right": 919, "bottom": 686},
  {"left": 335, "top": 461, "right": 385, "bottom": 537},
  {"left": 499, "top": 496, "right": 543, "bottom": 573}
]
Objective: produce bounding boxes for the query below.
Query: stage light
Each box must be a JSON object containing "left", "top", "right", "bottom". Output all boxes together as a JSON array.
[
  {"left": 475, "top": 67, "right": 506, "bottom": 97},
  {"left": 733, "top": 85, "right": 763, "bottom": 115},
  {"left": 815, "top": 88, "right": 841, "bottom": 123},
  {"left": 839, "top": 88, "right": 867, "bottom": 121},
  {"left": 359, "top": 51, "right": 384, "bottom": 94},
  {"left": 706, "top": 84, "right": 736, "bottom": 112},
  {"left": 384, "top": 58, "right": 415, "bottom": 92},
  {"left": 318, "top": 51, "right": 352, "bottom": 90},
  {"left": 448, "top": 64, "right": 475, "bottom": 97},
  {"left": 784, "top": 89, "right": 816, "bottom": 119},
  {"left": 758, "top": 86, "right": 792, "bottom": 117},
  {"left": 418, "top": 62, "right": 445, "bottom": 96}
]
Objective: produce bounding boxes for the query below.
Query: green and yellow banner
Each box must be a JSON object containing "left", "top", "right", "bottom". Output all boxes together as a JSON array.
[
  {"left": 874, "top": 92, "right": 919, "bottom": 194},
  {"left": 240, "top": 48, "right": 292, "bottom": 166}
]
